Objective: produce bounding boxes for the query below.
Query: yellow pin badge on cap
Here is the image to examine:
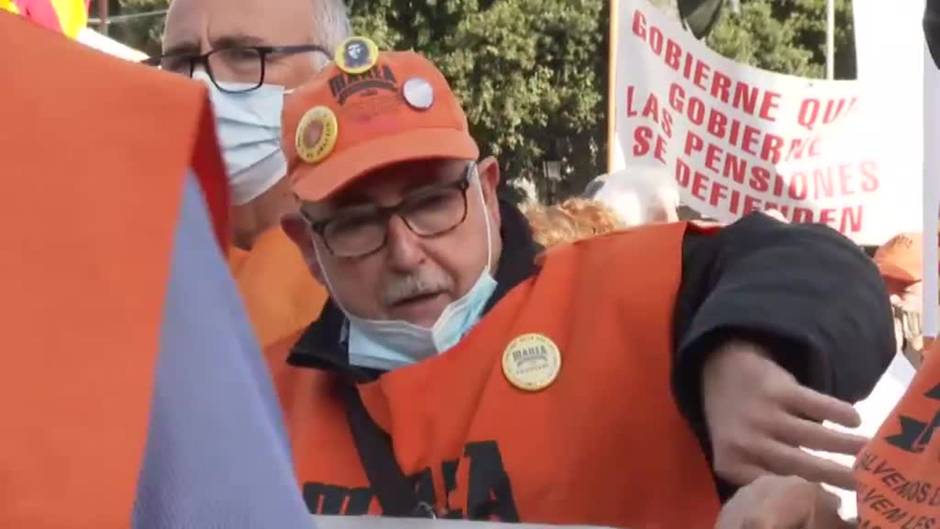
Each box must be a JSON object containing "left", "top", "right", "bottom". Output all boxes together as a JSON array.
[
  {"left": 335, "top": 36, "right": 379, "bottom": 75},
  {"left": 295, "top": 106, "right": 339, "bottom": 164},
  {"left": 502, "top": 333, "right": 562, "bottom": 392}
]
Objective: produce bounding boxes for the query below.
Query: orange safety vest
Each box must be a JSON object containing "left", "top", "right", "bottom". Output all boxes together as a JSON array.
[
  {"left": 855, "top": 343, "right": 940, "bottom": 527},
  {"left": 229, "top": 227, "right": 327, "bottom": 348},
  {"left": 268, "top": 222, "right": 721, "bottom": 528}
]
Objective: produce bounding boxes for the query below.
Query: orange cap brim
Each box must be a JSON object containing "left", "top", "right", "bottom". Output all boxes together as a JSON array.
[
  {"left": 876, "top": 261, "right": 920, "bottom": 284},
  {"left": 291, "top": 127, "right": 479, "bottom": 202}
]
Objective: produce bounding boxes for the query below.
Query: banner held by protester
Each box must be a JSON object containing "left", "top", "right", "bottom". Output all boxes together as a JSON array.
[
  {"left": 924, "top": 33, "right": 939, "bottom": 340},
  {"left": 610, "top": 0, "right": 921, "bottom": 245}
]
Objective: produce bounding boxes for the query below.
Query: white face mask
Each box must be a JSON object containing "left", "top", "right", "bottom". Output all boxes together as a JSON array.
[
  {"left": 194, "top": 71, "right": 288, "bottom": 205},
  {"left": 315, "top": 166, "right": 499, "bottom": 371}
]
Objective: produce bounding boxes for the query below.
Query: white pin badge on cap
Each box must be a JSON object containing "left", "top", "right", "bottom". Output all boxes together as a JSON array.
[
  {"left": 502, "top": 333, "right": 562, "bottom": 392},
  {"left": 402, "top": 77, "right": 434, "bottom": 111}
]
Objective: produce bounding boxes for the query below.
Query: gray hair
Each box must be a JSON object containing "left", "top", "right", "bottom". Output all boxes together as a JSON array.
[
  {"left": 587, "top": 167, "right": 680, "bottom": 226},
  {"left": 313, "top": 0, "right": 352, "bottom": 52}
]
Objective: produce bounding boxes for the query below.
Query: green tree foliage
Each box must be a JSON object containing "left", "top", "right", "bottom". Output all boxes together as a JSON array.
[
  {"left": 98, "top": 0, "right": 167, "bottom": 56},
  {"left": 111, "top": 0, "right": 855, "bottom": 203},
  {"left": 706, "top": 0, "right": 856, "bottom": 79},
  {"left": 346, "top": 0, "right": 608, "bottom": 202}
]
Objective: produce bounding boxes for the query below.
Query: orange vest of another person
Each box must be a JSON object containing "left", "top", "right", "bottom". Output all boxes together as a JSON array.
[
  {"left": 268, "top": 222, "right": 720, "bottom": 528},
  {"left": 229, "top": 227, "right": 327, "bottom": 348},
  {"left": 855, "top": 342, "right": 940, "bottom": 525}
]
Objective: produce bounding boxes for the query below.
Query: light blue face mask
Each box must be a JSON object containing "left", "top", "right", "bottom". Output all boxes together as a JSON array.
[
  {"left": 194, "top": 71, "right": 288, "bottom": 205},
  {"left": 315, "top": 166, "right": 499, "bottom": 371}
]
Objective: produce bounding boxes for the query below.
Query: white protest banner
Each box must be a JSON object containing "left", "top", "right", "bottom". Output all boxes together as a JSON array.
[
  {"left": 609, "top": 0, "right": 921, "bottom": 244},
  {"left": 925, "top": 50, "right": 939, "bottom": 339}
]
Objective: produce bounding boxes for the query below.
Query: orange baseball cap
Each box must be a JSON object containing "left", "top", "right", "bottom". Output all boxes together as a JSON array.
[
  {"left": 282, "top": 37, "right": 479, "bottom": 202},
  {"left": 874, "top": 232, "right": 923, "bottom": 284}
]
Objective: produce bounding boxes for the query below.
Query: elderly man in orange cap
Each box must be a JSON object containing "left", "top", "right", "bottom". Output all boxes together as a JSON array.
[
  {"left": 875, "top": 233, "right": 925, "bottom": 367},
  {"left": 263, "top": 38, "right": 896, "bottom": 528}
]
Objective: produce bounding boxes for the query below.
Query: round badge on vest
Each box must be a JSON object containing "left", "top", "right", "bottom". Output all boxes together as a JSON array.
[
  {"left": 402, "top": 77, "right": 434, "bottom": 111},
  {"left": 335, "top": 36, "right": 379, "bottom": 75},
  {"left": 295, "top": 106, "right": 339, "bottom": 164},
  {"left": 502, "top": 333, "right": 562, "bottom": 392}
]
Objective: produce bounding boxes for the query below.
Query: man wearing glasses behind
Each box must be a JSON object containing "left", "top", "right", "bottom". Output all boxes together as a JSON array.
[{"left": 147, "top": 0, "right": 350, "bottom": 348}]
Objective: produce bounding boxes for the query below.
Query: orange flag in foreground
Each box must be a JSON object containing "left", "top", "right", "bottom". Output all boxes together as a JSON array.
[{"left": 0, "top": 12, "right": 311, "bottom": 529}]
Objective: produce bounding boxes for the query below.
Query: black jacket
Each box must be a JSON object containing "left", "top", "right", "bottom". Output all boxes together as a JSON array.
[
  {"left": 288, "top": 200, "right": 895, "bottom": 500},
  {"left": 926, "top": 0, "right": 940, "bottom": 69}
]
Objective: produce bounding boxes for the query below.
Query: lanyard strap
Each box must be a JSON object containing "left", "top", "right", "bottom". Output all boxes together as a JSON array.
[{"left": 339, "top": 383, "right": 436, "bottom": 518}]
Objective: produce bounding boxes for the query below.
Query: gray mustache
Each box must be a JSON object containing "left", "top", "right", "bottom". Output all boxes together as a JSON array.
[{"left": 382, "top": 273, "right": 453, "bottom": 305}]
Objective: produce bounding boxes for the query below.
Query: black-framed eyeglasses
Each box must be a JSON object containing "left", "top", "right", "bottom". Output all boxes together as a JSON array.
[
  {"left": 302, "top": 163, "right": 477, "bottom": 258},
  {"left": 143, "top": 44, "right": 331, "bottom": 93}
]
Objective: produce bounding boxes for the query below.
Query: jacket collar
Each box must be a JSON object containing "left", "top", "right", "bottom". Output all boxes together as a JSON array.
[{"left": 287, "top": 199, "right": 540, "bottom": 380}]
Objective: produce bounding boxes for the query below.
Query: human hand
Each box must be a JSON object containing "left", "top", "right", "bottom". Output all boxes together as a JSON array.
[
  {"left": 715, "top": 475, "right": 854, "bottom": 529},
  {"left": 702, "top": 341, "right": 867, "bottom": 490}
]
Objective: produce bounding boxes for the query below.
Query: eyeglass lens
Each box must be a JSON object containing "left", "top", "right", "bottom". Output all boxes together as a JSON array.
[{"left": 324, "top": 181, "right": 471, "bottom": 257}]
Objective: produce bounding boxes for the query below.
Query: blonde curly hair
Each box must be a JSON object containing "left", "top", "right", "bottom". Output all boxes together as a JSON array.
[{"left": 522, "top": 198, "right": 626, "bottom": 248}]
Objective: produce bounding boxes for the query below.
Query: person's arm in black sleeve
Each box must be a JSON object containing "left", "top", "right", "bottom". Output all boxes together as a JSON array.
[{"left": 671, "top": 212, "right": 894, "bottom": 496}]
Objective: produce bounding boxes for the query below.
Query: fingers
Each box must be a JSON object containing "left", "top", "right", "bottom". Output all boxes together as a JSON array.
[
  {"left": 715, "top": 424, "right": 862, "bottom": 489},
  {"left": 773, "top": 416, "right": 868, "bottom": 455},
  {"left": 784, "top": 385, "right": 862, "bottom": 428},
  {"left": 758, "top": 441, "right": 857, "bottom": 491},
  {"left": 712, "top": 456, "right": 766, "bottom": 487},
  {"left": 811, "top": 489, "right": 855, "bottom": 529},
  {"left": 715, "top": 475, "right": 846, "bottom": 529},
  {"left": 714, "top": 439, "right": 857, "bottom": 491},
  {"left": 703, "top": 343, "right": 868, "bottom": 496}
]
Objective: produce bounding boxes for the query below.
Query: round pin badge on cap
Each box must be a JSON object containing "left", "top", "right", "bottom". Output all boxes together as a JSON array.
[
  {"left": 295, "top": 106, "right": 339, "bottom": 164},
  {"left": 502, "top": 333, "right": 562, "bottom": 392},
  {"left": 335, "top": 36, "right": 379, "bottom": 75},
  {"left": 402, "top": 77, "right": 434, "bottom": 111}
]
